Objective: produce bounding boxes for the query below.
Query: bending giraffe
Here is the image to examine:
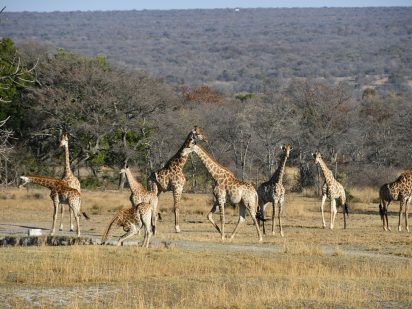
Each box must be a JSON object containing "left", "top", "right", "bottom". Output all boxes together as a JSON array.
[
  {"left": 379, "top": 170, "right": 412, "bottom": 232},
  {"left": 19, "top": 175, "right": 89, "bottom": 237},
  {"left": 181, "top": 139, "right": 262, "bottom": 242},
  {"left": 120, "top": 166, "right": 158, "bottom": 234},
  {"left": 59, "top": 132, "right": 81, "bottom": 232},
  {"left": 149, "top": 126, "right": 207, "bottom": 233},
  {"left": 101, "top": 202, "right": 152, "bottom": 247},
  {"left": 257, "top": 144, "right": 292, "bottom": 237},
  {"left": 312, "top": 151, "right": 349, "bottom": 229}
]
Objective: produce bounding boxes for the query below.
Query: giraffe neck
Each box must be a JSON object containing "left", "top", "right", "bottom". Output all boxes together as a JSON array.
[
  {"left": 63, "top": 143, "right": 73, "bottom": 178},
  {"left": 193, "top": 144, "right": 233, "bottom": 180},
  {"left": 317, "top": 158, "right": 335, "bottom": 186},
  {"left": 23, "top": 175, "right": 63, "bottom": 190},
  {"left": 269, "top": 152, "right": 288, "bottom": 185},
  {"left": 163, "top": 133, "right": 192, "bottom": 170},
  {"left": 124, "top": 168, "right": 145, "bottom": 193}
]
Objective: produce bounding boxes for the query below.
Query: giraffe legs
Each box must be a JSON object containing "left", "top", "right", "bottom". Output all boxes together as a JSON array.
[
  {"left": 399, "top": 198, "right": 411, "bottom": 232},
  {"left": 50, "top": 195, "right": 59, "bottom": 236},
  {"left": 320, "top": 194, "right": 327, "bottom": 228},
  {"left": 229, "top": 202, "right": 263, "bottom": 242},
  {"left": 150, "top": 198, "right": 159, "bottom": 236},
  {"left": 59, "top": 204, "right": 75, "bottom": 232},
  {"left": 117, "top": 224, "right": 138, "bottom": 246},
  {"left": 330, "top": 199, "right": 337, "bottom": 230},
  {"left": 230, "top": 203, "right": 246, "bottom": 240},
  {"left": 207, "top": 203, "right": 224, "bottom": 238},
  {"left": 172, "top": 187, "right": 183, "bottom": 233},
  {"left": 278, "top": 197, "right": 285, "bottom": 237},
  {"left": 405, "top": 198, "right": 410, "bottom": 232},
  {"left": 69, "top": 198, "right": 81, "bottom": 237},
  {"left": 258, "top": 202, "right": 267, "bottom": 235},
  {"left": 380, "top": 200, "right": 391, "bottom": 231},
  {"left": 398, "top": 199, "right": 404, "bottom": 232},
  {"left": 59, "top": 203, "right": 64, "bottom": 231},
  {"left": 271, "top": 201, "right": 276, "bottom": 236}
]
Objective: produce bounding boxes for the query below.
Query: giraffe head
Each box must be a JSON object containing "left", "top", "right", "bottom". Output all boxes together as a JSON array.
[
  {"left": 19, "top": 176, "right": 31, "bottom": 187},
  {"left": 60, "top": 132, "right": 69, "bottom": 148},
  {"left": 181, "top": 126, "right": 208, "bottom": 156},
  {"left": 281, "top": 144, "right": 293, "bottom": 157},
  {"left": 312, "top": 150, "right": 322, "bottom": 164},
  {"left": 192, "top": 126, "right": 208, "bottom": 143}
]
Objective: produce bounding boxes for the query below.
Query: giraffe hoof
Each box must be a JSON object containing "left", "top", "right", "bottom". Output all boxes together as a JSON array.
[
  {"left": 258, "top": 237, "right": 263, "bottom": 243},
  {"left": 280, "top": 231, "right": 284, "bottom": 237},
  {"left": 398, "top": 227, "right": 402, "bottom": 232},
  {"left": 70, "top": 229, "right": 74, "bottom": 232},
  {"left": 59, "top": 228, "right": 63, "bottom": 231},
  {"left": 175, "top": 226, "right": 181, "bottom": 233}
]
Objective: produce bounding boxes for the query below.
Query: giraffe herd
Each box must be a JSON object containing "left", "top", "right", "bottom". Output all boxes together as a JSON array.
[{"left": 18, "top": 127, "right": 410, "bottom": 247}]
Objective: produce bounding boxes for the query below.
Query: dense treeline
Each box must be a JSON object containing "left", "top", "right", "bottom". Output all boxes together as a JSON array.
[
  {"left": 0, "top": 38, "right": 411, "bottom": 192},
  {"left": 1, "top": 8, "right": 411, "bottom": 92}
]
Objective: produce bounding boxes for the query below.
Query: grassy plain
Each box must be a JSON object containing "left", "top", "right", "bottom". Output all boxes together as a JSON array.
[{"left": 0, "top": 187, "right": 411, "bottom": 308}]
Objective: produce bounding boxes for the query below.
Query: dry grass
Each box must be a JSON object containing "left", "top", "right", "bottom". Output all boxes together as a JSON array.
[{"left": 0, "top": 187, "right": 411, "bottom": 308}]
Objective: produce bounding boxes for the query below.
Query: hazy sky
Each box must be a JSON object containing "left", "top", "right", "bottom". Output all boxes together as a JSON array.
[{"left": 2, "top": 0, "right": 412, "bottom": 12}]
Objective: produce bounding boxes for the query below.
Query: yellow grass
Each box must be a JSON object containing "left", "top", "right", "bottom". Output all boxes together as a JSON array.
[{"left": 0, "top": 187, "right": 411, "bottom": 308}]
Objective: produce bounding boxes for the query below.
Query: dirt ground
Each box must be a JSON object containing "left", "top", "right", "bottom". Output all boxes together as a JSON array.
[{"left": 0, "top": 187, "right": 411, "bottom": 257}]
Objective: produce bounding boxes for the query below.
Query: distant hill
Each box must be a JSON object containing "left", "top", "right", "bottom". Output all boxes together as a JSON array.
[{"left": 1, "top": 7, "right": 411, "bottom": 92}]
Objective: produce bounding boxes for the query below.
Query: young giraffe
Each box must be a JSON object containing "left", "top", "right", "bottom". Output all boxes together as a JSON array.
[
  {"left": 120, "top": 166, "right": 158, "bottom": 234},
  {"left": 59, "top": 132, "right": 81, "bottom": 232},
  {"left": 182, "top": 140, "right": 263, "bottom": 242},
  {"left": 149, "top": 126, "right": 207, "bottom": 233},
  {"left": 101, "top": 202, "right": 152, "bottom": 247},
  {"left": 19, "top": 175, "right": 89, "bottom": 237},
  {"left": 257, "top": 144, "right": 292, "bottom": 237},
  {"left": 379, "top": 170, "right": 412, "bottom": 232},
  {"left": 312, "top": 151, "right": 349, "bottom": 229}
]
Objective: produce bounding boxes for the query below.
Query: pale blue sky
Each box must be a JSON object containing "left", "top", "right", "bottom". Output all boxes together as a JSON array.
[{"left": 2, "top": 0, "right": 412, "bottom": 12}]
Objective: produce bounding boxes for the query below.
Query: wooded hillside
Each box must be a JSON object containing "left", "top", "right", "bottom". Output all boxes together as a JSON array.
[{"left": 1, "top": 8, "right": 411, "bottom": 92}]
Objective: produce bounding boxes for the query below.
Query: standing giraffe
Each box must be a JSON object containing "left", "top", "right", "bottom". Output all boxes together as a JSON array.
[
  {"left": 120, "top": 166, "right": 158, "bottom": 234},
  {"left": 149, "top": 126, "right": 207, "bottom": 233},
  {"left": 19, "top": 175, "right": 89, "bottom": 237},
  {"left": 379, "top": 171, "right": 412, "bottom": 232},
  {"left": 59, "top": 132, "right": 81, "bottom": 232},
  {"left": 101, "top": 202, "right": 153, "bottom": 247},
  {"left": 257, "top": 144, "right": 292, "bottom": 237},
  {"left": 312, "top": 151, "right": 349, "bottom": 229},
  {"left": 181, "top": 140, "right": 262, "bottom": 242}
]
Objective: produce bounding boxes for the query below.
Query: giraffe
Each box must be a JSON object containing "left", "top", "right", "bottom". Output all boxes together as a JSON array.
[
  {"left": 149, "top": 126, "right": 207, "bottom": 233},
  {"left": 181, "top": 140, "right": 262, "bottom": 242},
  {"left": 59, "top": 132, "right": 81, "bottom": 232},
  {"left": 101, "top": 202, "right": 153, "bottom": 247},
  {"left": 120, "top": 166, "right": 158, "bottom": 235},
  {"left": 312, "top": 151, "right": 349, "bottom": 229},
  {"left": 379, "top": 171, "right": 412, "bottom": 232},
  {"left": 257, "top": 144, "right": 292, "bottom": 237},
  {"left": 19, "top": 175, "right": 89, "bottom": 237}
]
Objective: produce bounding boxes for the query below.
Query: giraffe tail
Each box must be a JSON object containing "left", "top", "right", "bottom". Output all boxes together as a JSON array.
[
  {"left": 343, "top": 203, "right": 349, "bottom": 217},
  {"left": 82, "top": 212, "right": 90, "bottom": 220},
  {"left": 101, "top": 213, "right": 120, "bottom": 244},
  {"left": 378, "top": 203, "right": 384, "bottom": 220}
]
